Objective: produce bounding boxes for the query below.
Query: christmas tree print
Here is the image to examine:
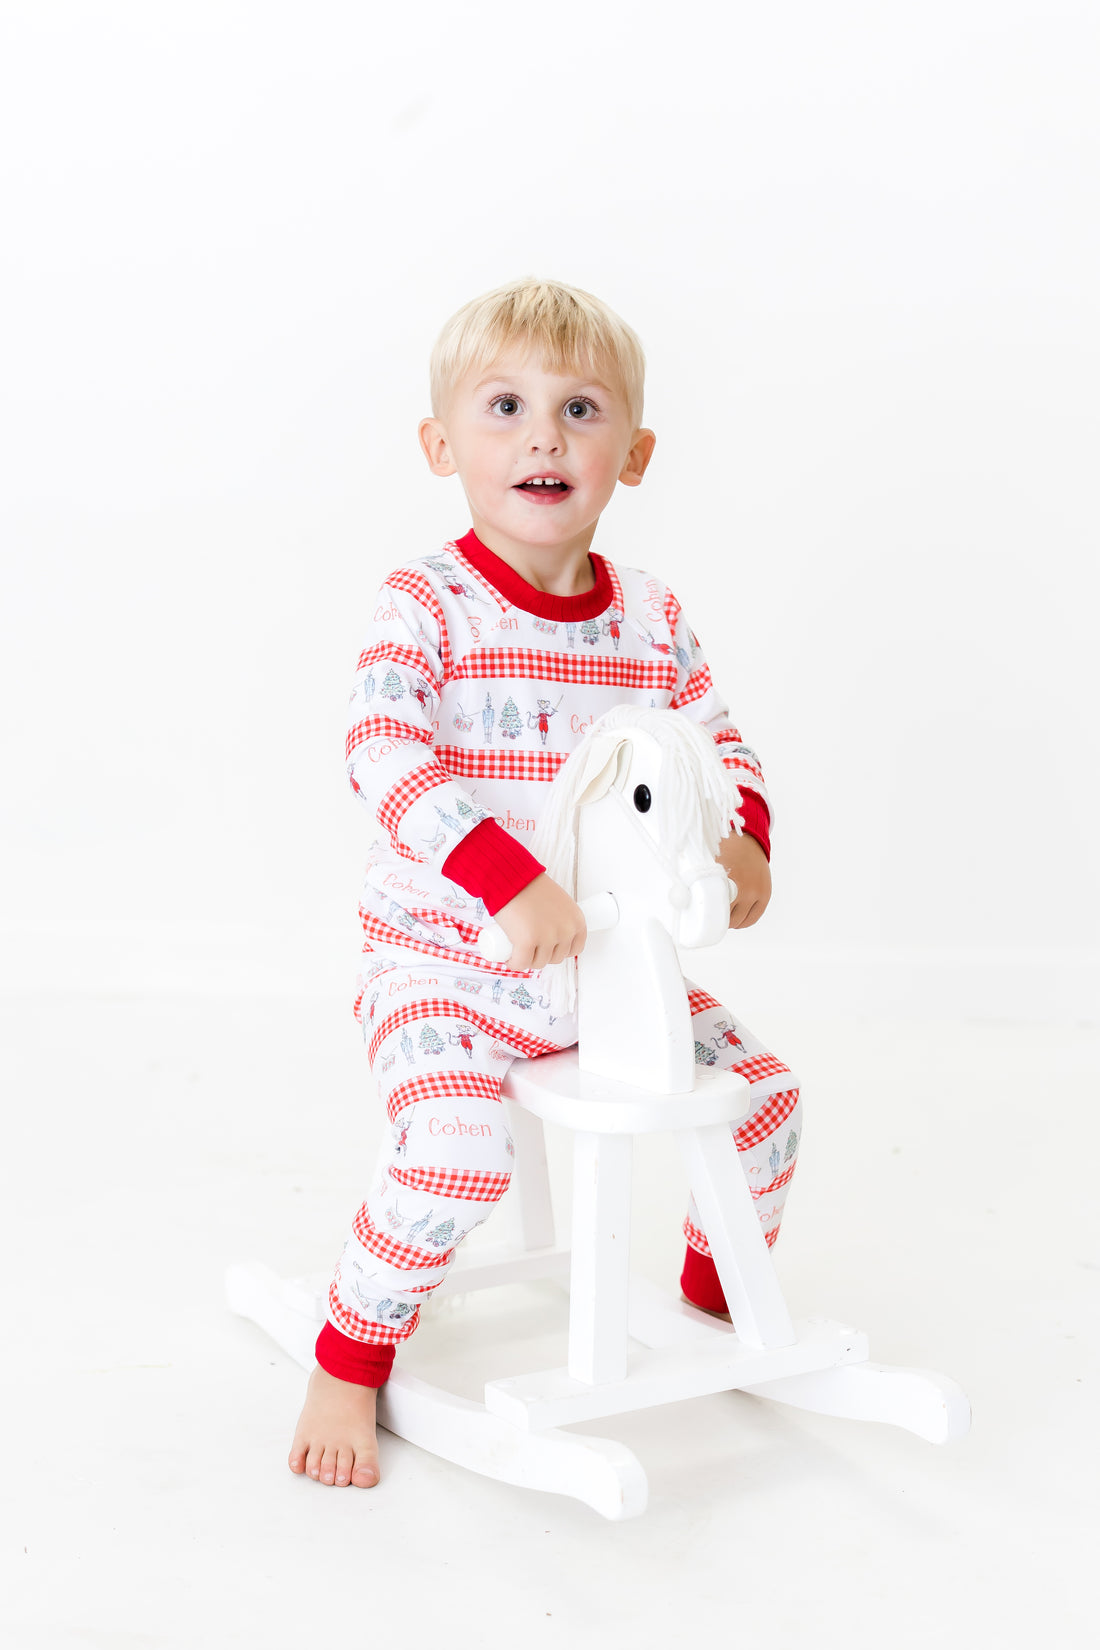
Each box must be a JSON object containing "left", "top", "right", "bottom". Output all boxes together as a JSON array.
[
  {"left": 416, "top": 1024, "right": 443, "bottom": 1056},
  {"left": 380, "top": 668, "right": 405, "bottom": 702},
  {"left": 694, "top": 1040, "right": 718, "bottom": 1066},
  {"left": 500, "top": 696, "right": 522, "bottom": 740},
  {"left": 783, "top": 1129, "right": 798, "bottom": 1162},
  {"left": 580, "top": 618, "right": 600, "bottom": 646},
  {"left": 509, "top": 984, "right": 535, "bottom": 1010},
  {"left": 455, "top": 796, "right": 480, "bottom": 819},
  {"left": 424, "top": 1216, "right": 457, "bottom": 1248}
]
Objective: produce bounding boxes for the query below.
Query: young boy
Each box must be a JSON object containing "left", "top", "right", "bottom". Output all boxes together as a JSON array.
[{"left": 289, "top": 278, "right": 801, "bottom": 1489}]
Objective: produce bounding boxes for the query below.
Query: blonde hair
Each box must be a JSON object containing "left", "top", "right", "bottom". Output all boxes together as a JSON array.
[{"left": 429, "top": 277, "right": 646, "bottom": 428}]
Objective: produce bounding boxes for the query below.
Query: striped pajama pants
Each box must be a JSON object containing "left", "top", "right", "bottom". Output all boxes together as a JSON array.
[{"left": 327, "top": 951, "right": 802, "bottom": 1353}]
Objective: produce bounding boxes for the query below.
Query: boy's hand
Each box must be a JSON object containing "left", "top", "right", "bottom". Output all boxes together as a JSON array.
[
  {"left": 492, "top": 875, "right": 587, "bottom": 972},
  {"left": 716, "top": 832, "right": 772, "bottom": 929}
]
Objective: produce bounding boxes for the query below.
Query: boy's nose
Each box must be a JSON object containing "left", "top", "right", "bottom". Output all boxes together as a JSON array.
[{"left": 527, "top": 414, "right": 563, "bottom": 453}]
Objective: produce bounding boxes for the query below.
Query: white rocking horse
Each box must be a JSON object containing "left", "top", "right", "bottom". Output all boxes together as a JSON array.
[{"left": 226, "top": 707, "right": 969, "bottom": 1518}]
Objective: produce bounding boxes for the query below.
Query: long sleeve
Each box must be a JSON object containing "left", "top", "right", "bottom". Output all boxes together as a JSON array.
[
  {"left": 661, "top": 588, "right": 772, "bottom": 857},
  {"left": 346, "top": 573, "right": 495, "bottom": 868},
  {"left": 347, "top": 571, "right": 545, "bottom": 897}
]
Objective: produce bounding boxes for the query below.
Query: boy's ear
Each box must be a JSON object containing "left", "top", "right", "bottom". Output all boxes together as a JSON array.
[
  {"left": 418, "top": 417, "right": 457, "bottom": 477},
  {"left": 618, "top": 428, "right": 656, "bottom": 488}
]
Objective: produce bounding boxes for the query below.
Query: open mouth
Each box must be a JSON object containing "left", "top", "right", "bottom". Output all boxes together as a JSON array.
[{"left": 514, "top": 477, "right": 573, "bottom": 501}]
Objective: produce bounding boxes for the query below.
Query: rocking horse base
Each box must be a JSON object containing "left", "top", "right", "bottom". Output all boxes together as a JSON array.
[{"left": 225, "top": 1255, "right": 969, "bottom": 1522}]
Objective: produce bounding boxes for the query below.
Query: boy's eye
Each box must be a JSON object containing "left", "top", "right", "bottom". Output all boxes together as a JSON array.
[
  {"left": 491, "top": 396, "right": 521, "bottom": 416},
  {"left": 566, "top": 398, "right": 596, "bottom": 419}
]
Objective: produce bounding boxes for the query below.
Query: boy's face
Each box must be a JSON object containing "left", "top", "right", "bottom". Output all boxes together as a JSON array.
[{"left": 418, "top": 351, "right": 655, "bottom": 561}]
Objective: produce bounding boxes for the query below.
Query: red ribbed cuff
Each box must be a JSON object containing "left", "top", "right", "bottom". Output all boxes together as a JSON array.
[
  {"left": 734, "top": 789, "right": 771, "bottom": 861},
  {"left": 315, "top": 1321, "right": 395, "bottom": 1388},
  {"left": 442, "top": 818, "right": 545, "bottom": 916},
  {"left": 680, "top": 1244, "right": 729, "bottom": 1314}
]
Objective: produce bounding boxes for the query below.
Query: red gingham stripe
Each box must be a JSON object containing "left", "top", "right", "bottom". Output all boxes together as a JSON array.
[
  {"left": 436, "top": 746, "right": 566, "bottom": 783},
  {"left": 687, "top": 988, "right": 722, "bottom": 1017},
  {"left": 712, "top": 725, "right": 747, "bottom": 747},
  {"left": 670, "top": 666, "right": 714, "bottom": 709},
  {"left": 356, "top": 641, "right": 440, "bottom": 690},
  {"left": 385, "top": 570, "right": 454, "bottom": 676},
  {"left": 606, "top": 560, "right": 625, "bottom": 615},
  {"left": 385, "top": 1070, "right": 504, "bottom": 1124},
  {"left": 376, "top": 762, "right": 452, "bottom": 837},
  {"left": 663, "top": 588, "right": 682, "bottom": 632},
  {"left": 347, "top": 715, "right": 433, "bottom": 760},
  {"left": 389, "top": 1164, "right": 512, "bottom": 1203},
  {"left": 723, "top": 754, "right": 765, "bottom": 783},
  {"left": 358, "top": 910, "right": 520, "bottom": 973},
  {"left": 353, "top": 1207, "right": 456, "bottom": 1272},
  {"left": 758, "top": 1162, "right": 797, "bottom": 1198},
  {"left": 328, "top": 1282, "right": 415, "bottom": 1346},
  {"left": 371, "top": 997, "right": 559, "bottom": 1065},
  {"left": 683, "top": 1216, "right": 778, "bottom": 1255},
  {"left": 733, "top": 1052, "right": 791, "bottom": 1087},
  {"left": 451, "top": 543, "right": 505, "bottom": 608},
  {"left": 391, "top": 840, "right": 430, "bottom": 864},
  {"left": 733, "top": 1087, "right": 799, "bottom": 1150},
  {"left": 452, "top": 648, "right": 677, "bottom": 691},
  {"left": 401, "top": 908, "right": 482, "bottom": 943}
]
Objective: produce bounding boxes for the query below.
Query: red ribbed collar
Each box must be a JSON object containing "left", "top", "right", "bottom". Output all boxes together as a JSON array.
[{"left": 454, "top": 528, "right": 614, "bottom": 620}]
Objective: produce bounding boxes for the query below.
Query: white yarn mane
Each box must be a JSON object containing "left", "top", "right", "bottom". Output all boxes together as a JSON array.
[
  {"left": 531, "top": 707, "right": 745, "bottom": 1013},
  {"left": 533, "top": 705, "right": 745, "bottom": 896}
]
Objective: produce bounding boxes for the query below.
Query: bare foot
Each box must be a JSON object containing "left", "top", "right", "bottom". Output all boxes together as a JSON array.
[
  {"left": 288, "top": 1364, "right": 381, "bottom": 1488},
  {"left": 680, "top": 1292, "right": 733, "bottom": 1324}
]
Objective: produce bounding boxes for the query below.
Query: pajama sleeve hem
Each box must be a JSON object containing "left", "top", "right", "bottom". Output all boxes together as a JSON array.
[
  {"left": 734, "top": 789, "right": 771, "bottom": 861},
  {"left": 442, "top": 818, "right": 546, "bottom": 915}
]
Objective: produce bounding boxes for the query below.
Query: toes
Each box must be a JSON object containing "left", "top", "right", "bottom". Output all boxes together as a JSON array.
[
  {"left": 318, "top": 1445, "right": 340, "bottom": 1486},
  {"left": 288, "top": 1442, "right": 308, "bottom": 1475},
  {"left": 333, "top": 1446, "right": 354, "bottom": 1488},
  {"left": 305, "top": 1442, "right": 325, "bottom": 1481},
  {"left": 351, "top": 1446, "right": 380, "bottom": 1488}
]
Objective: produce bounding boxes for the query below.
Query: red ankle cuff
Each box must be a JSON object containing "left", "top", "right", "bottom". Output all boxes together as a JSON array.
[
  {"left": 315, "top": 1321, "right": 395, "bottom": 1387},
  {"left": 680, "top": 1245, "right": 729, "bottom": 1314}
]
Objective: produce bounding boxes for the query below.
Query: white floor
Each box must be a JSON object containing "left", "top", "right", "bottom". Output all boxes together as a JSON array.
[{"left": 2, "top": 990, "right": 1097, "bottom": 1649}]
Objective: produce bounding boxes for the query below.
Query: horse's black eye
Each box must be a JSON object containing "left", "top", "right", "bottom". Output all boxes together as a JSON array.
[{"left": 633, "top": 784, "right": 652, "bottom": 813}]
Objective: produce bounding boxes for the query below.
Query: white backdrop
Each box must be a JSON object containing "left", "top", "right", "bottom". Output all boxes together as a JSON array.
[{"left": 2, "top": 0, "right": 1096, "bottom": 1021}]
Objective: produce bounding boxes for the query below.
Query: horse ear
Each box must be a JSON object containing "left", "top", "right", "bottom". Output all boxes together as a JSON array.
[{"left": 575, "top": 734, "right": 629, "bottom": 808}]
